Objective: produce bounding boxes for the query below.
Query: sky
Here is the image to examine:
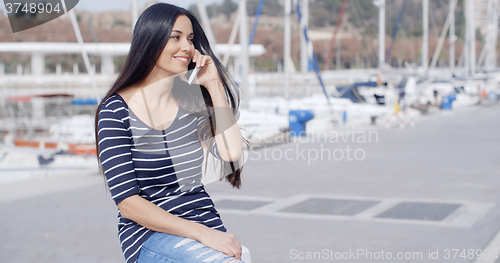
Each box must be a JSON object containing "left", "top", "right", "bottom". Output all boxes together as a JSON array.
[
  {"left": 75, "top": 0, "right": 225, "bottom": 12},
  {"left": 0, "top": 0, "right": 225, "bottom": 13}
]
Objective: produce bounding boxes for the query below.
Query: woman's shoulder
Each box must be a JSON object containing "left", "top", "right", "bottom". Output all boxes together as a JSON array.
[
  {"left": 98, "top": 93, "right": 130, "bottom": 122},
  {"left": 101, "top": 93, "right": 126, "bottom": 109}
]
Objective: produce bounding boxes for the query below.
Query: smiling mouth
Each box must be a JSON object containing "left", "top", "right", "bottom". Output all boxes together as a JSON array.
[{"left": 174, "top": 57, "right": 189, "bottom": 63}]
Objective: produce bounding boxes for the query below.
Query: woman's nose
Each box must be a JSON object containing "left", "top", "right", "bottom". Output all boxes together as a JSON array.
[{"left": 181, "top": 39, "right": 193, "bottom": 52}]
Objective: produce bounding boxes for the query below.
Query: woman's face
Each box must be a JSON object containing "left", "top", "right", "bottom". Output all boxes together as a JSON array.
[{"left": 155, "top": 15, "right": 195, "bottom": 77}]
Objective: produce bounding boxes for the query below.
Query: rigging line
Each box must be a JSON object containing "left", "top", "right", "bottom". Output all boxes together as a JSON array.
[
  {"left": 385, "top": 0, "right": 407, "bottom": 63},
  {"left": 60, "top": 0, "right": 101, "bottom": 104},
  {"left": 351, "top": 0, "right": 375, "bottom": 63},
  {"left": 294, "top": 0, "right": 332, "bottom": 102},
  {"left": 351, "top": 0, "right": 366, "bottom": 29},
  {"left": 323, "top": 0, "right": 348, "bottom": 71},
  {"left": 249, "top": 0, "right": 265, "bottom": 45},
  {"left": 430, "top": 0, "right": 458, "bottom": 69}
]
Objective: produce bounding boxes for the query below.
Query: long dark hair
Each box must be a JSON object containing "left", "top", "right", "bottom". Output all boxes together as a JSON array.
[{"left": 94, "top": 3, "right": 244, "bottom": 188}]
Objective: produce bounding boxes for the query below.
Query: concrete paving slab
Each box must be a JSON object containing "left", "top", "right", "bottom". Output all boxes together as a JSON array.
[
  {"left": 278, "top": 198, "right": 379, "bottom": 216},
  {"left": 0, "top": 173, "right": 123, "bottom": 263},
  {"left": 0, "top": 104, "right": 498, "bottom": 263},
  {"left": 374, "top": 201, "right": 462, "bottom": 221},
  {"left": 205, "top": 104, "right": 500, "bottom": 262}
]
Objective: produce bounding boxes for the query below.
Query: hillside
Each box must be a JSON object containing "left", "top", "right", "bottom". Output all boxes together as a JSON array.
[{"left": 0, "top": 0, "right": 480, "bottom": 73}]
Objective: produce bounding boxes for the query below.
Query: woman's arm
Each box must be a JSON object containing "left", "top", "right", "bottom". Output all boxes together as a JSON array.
[
  {"left": 98, "top": 99, "right": 242, "bottom": 259},
  {"left": 190, "top": 50, "right": 243, "bottom": 163},
  {"left": 205, "top": 79, "right": 243, "bottom": 162},
  {"left": 118, "top": 195, "right": 243, "bottom": 260}
]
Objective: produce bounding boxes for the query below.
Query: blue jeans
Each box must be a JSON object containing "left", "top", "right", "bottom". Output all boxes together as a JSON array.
[{"left": 137, "top": 232, "right": 246, "bottom": 263}]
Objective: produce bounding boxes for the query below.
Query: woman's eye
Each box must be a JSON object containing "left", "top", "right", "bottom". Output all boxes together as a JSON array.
[{"left": 170, "top": 36, "right": 193, "bottom": 43}]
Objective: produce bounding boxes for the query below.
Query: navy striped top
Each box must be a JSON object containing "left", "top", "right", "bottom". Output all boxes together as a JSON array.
[{"left": 97, "top": 93, "right": 227, "bottom": 263}]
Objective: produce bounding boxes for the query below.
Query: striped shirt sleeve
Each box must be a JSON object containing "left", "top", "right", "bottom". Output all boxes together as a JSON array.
[
  {"left": 197, "top": 115, "right": 224, "bottom": 161},
  {"left": 98, "top": 102, "right": 140, "bottom": 205}
]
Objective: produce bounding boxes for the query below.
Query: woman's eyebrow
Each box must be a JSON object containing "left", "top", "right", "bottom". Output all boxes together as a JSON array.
[{"left": 172, "top": 30, "right": 194, "bottom": 35}]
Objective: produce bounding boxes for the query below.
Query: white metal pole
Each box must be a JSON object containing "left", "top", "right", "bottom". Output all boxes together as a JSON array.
[
  {"left": 486, "top": 0, "right": 493, "bottom": 69},
  {"left": 486, "top": 0, "right": 499, "bottom": 70},
  {"left": 31, "top": 52, "right": 44, "bottom": 76},
  {"left": 131, "top": 0, "right": 138, "bottom": 30},
  {"left": 61, "top": 2, "right": 100, "bottom": 104},
  {"left": 336, "top": 37, "right": 341, "bottom": 69},
  {"left": 492, "top": 0, "right": 499, "bottom": 69},
  {"left": 450, "top": 0, "right": 456, "bottom": 71},
  {"left": 284, "top": 0, "right": 291, "bottom": 111},
  {"left": 464, "top": 0, "right": 470, "bottom": 72},
  {"left": 431, "top": 0, "right": 457, "bottom": 69},
  {"left": 239, "top": 0, "right": 249, "bottom": 107},
  {"left": 422, "top": 0, "right": 429, "bottom": 70},
  {"left": 468, "top": 0, "right": 476, "bottom": 75},
  {"left": 300, "top": 0, "right": 309, "bottom": 73},
  {"left": 378, "top": 0, "right": 385, "bottom": 68},
  {"left": 222, "top": 10, "right": 240, "bottom": 67},
  {"left": 477, "top": 43, "right": 488, "bottom": 68},
  {"left": 197, "top": 0, "right": 218, "bottom": 56}
]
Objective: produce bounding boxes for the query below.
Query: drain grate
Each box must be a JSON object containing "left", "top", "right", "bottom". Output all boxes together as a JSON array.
[
  {"left": 278, "top": 198, "right": 379, "bottom": 216},
  {"left": 375, "top": 202, "right": 462, "bottom": 221},
  {"left": 215, "top": 199, "right": 272, "bottom": 210}
]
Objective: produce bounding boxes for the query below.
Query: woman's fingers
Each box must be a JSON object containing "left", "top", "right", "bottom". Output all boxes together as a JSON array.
[
  {"left": 192, "top": 49, "right": 212, "bottom": 69},
  {"left": 234, "top": 240, "right": 242, "bottom": 259},
  {"left": 213, "top": 242, "right": 239, "bottom": 259},
  {"left": 232, "top": 247, "right": 242, "bottom": 260},
  {"left": 199, "top": 228, "right": 243, "bottom": 260},
  {"left": 223, "top": 245, "right": 241, "bottom": 260},
  {"left": 201, "top": 55, "right": 211, "bottom": 67},
  {"left": 193, "top": 49, "right": 203, "bottom": 68},
  {"left": 234, "top": 242, "right": 242, "bottom": 259},
  {"left": 225, "top": 233, "right": 242, "bottom": 259},
  {"left": 192, "top": 49, "right": 198, "bottom": 67}
]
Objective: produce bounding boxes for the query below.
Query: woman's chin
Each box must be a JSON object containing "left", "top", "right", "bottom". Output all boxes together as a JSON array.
[
  {"left": 176, "top": 67, "right": 189, "bottom": 75},
  {"left": 163, "top": 69, "right": 187, "bottom": 78}
]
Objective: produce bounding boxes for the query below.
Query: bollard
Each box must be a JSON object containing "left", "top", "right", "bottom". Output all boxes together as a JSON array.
[
  {"left": 409, "top": 112, "right": 415, "bottom": 127},
  {"left": 398, "top": 111, "right": 405, "bottom": 129},
  {"left": 488, "top": 91, "right": 497, "bottom": 103},
  {"left": 441, "top": 94, "right": 456, "bottom": 110},
  {"left": 289, "top": 110, "right": 314, "bottom": 136}
]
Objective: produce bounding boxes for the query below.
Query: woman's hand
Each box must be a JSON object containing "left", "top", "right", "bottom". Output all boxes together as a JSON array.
[
  {"left": 197, "top": 226, "right": 242, "bottom": 260},
  {"left": 183, "top": 49, "right": 221, "bottom": 91}
]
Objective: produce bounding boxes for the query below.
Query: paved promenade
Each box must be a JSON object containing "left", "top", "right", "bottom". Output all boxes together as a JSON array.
[{"left": 0, "top": 104, "right": 499, "bottom": 263}]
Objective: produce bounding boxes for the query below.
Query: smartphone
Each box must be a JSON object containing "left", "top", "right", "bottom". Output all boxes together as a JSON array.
[{"left": 187, "top": 67, "right": 200, "bottom": 85}]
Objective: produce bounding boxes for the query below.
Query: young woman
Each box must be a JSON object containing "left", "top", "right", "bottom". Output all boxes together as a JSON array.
[{"left": 94, "top": 3, "right": 246, "bottom": 263}]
